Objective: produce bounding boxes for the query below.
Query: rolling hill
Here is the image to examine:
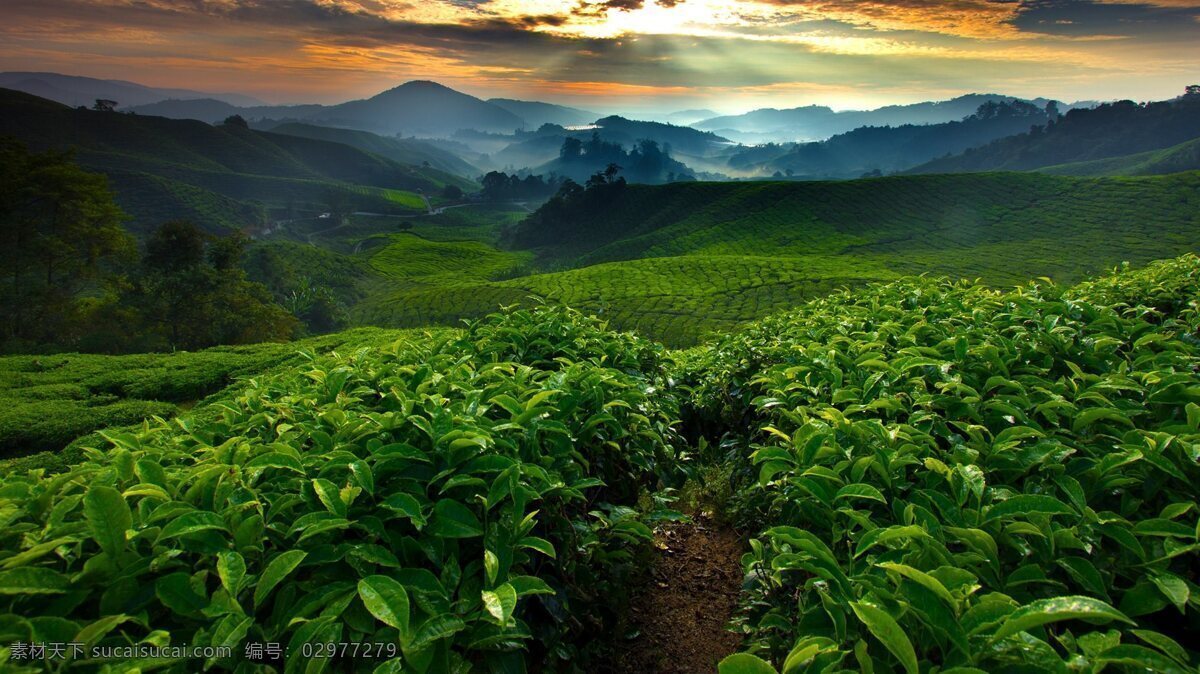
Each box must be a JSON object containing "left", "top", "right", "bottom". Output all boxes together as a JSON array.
[
  {"left": 348, "top": 171, "right": 1200, "bottom": 345},
  {"left": 0, "top": 71, "right": 264, "bottom": 108},
  {"left": 0, "top": 88, "right": 461, "bottom": 232},
  {"left": 910, "top": 94, "right": 1200, "bottom": 174},
  {"left": 126, "top": 98, "right": 324, "bottom": 124},
  {"left": 487, "top": 98, "right": 599, "bottom": 128},
  {"left": 694, "top": 94, "right": 1067, "bottom": 143},
  {"left": 263, "top": 122, "right": 479, "bottom": 180},
  {"left": 1038, "top": 136, "right": 1200, "bottom": 176}
]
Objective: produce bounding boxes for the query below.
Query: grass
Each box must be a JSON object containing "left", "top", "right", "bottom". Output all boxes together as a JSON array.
[{"left": 350, "top": 185, "right": 429, "bottom": 211}]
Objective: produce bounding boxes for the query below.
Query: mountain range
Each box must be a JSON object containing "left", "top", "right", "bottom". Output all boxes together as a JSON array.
[
  {"left": 0, "top": 71, "right": 264, "bottom": 108},
  {"left": 0, "top": 88, "right": 475, "bottom": 232},
  {"left": 694, "top": 94, "right": 1071, "bottom": 143}
]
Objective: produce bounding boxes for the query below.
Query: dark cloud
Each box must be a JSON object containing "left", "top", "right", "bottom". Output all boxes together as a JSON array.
[
  {"left": 1012, "top": 0, "right": 1200, "bottom": 37},
  {"left": 574, "top": 0, "right": 646, "bottom": 15}
]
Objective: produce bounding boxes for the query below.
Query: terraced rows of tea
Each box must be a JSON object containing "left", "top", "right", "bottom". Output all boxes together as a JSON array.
[
  {"left": 3, "top": 256, "right": 1199, "bottom": 674},
  {"left": 352, "top": 172, "right": 1200, "bottom": 345}
]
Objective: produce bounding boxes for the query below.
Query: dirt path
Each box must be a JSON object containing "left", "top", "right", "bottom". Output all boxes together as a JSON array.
[{"left": 601, "top": 516, "right": 744, "bottom": 674}]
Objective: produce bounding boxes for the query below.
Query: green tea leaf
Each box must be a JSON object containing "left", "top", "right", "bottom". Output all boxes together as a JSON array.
[
  {"left": 429, "top": 499, "right": 483, "bottom": 538},
  {"left": 158, "top": 510, "right": 228, "bottom": 541},
  {"left": 83, "top": 486, "right": 131, "bottom": 559},
  {"left": 983, "top": 495, "right": 1075, "bottom": 522},
  {"left": 992, "top": 596, "right": 1132, "bottom": 641},
  {"left": 850, "top": 602, "right": 918, "bottom": 674},
  {"left": 218, "top": 551, "right": 247, "bottom": 597},
  {"left": 358, "top": 575, "right": 411, "bottom": 640},
  {"left": 0, "top": 568, "right": 70, "bottom": 595},
  {"left": 254, "top": 550, "right": 307, "bottom": 609},
  {"left": 718, "top": 653, "right": 778, "bottom": 674},
  {"left": 481, "top": 583, "right": 517, "bottom": 625}
]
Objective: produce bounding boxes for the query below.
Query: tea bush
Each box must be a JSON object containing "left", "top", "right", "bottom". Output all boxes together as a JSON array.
[
  {"left": 692, "top": 255, "right": 1200, "bottom": 672},
  {"left": 0, "top": 307, "right": 681, "bottom": 673}
]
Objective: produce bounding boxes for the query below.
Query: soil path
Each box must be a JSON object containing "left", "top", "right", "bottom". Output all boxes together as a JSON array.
[{"left": 602, "top": 516, "right": 744, "bottom": 674}]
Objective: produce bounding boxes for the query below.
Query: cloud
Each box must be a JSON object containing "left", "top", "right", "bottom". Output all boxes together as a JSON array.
[{"left": 0, "top": 0, "right": 1195, "bottom": 108}]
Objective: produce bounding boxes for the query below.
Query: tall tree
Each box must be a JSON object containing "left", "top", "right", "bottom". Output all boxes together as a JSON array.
[{"left": 0, "top": 139, "right": 132, "bottom": 345}]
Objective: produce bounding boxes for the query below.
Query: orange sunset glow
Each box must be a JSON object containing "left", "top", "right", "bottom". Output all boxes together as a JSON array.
[{"left": 1, "top": 0, "right": 1197, "bottom": 110}]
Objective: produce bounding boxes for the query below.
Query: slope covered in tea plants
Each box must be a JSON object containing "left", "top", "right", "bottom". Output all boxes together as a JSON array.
[
  {"left": 2, "top": 256, "right": 1199, "bottom": 673},
  {"left": 356, "top": 172, "right": 1200, "bottom": 346}
]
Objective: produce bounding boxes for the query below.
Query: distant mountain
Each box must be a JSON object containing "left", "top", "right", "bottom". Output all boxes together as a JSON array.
[
  {"left": 728, "top": 100, "right": 1054, "bottom": 179},
  {"left": 316, "top": 81, "right": 522, "bottom": 136},
  {"left": 0, "top": 88, "right": 472, "bottom": 232},
  {"left": 0, "top": 71, "right": 263, "bottom": 108},
  {"left": 590, "top": 116, "right": 730, "bottom": 155},
  {"left": 487, "top": 99, "right": 599, "bottom": 128},
  {"left": 128, "top": 98, "right": 323, "bottom": 123},
  {"left": 909, "top": 94, "right": 1200, "bottom": 174},
  {"left": 1038, "top": 137, "right": 1200, "bottom": 177},
  {"left": 695, "top": 94, "right": 1065, "bottom": 142},
  {"left": 127, "top": 81, "right": 527, "bottom": 138},
  {"left": 662, "top": 109, "right": 720, "bottom": 125},
  {"left": 265, "top": 122, "right": 479, "bottom": 177}
]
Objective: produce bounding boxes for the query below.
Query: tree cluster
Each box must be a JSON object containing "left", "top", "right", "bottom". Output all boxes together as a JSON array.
[
  {"left": 556, "top": 133, "right": 693, "bottom": 184},
  {"left": 479, "top": 171, "right": 564, "bottom": 201},
  {"left": 0, "top": 139, "right": 297, "bottom": 353}
]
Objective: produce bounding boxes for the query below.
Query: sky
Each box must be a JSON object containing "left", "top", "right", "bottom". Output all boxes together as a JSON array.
[{"left": 0, "top": 0, "right": 1197, "bottom": 113}]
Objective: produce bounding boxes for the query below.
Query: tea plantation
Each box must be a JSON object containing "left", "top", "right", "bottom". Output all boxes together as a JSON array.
[
  {"left": 351, "top": 172, "right": 1200, "bottom": 346},
  {"left": 1, "top": 254, "right": 1198, "bottom": 672}
]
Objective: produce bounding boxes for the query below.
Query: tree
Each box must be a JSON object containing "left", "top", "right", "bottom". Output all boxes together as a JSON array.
[
  {"left": 0, "top": 139, "right": 133, "bottom": 346},
  {"left": 222, "top": 114, "right": 249, "bottom": 129},
  {"left": 560, "top": 137, "right": 583, "bottom": 160},
  {"left": 1186, "top": 85, "right": 1200, "bottom": 98},
  {"left": 130, "top": 221, "right": 296, "bottom": 350},
  {"left": 92, "top": 99, "right": 117, "bottom": 112},
  {"left": 442, "top": 184, "right": 464, "bottom": 200}
]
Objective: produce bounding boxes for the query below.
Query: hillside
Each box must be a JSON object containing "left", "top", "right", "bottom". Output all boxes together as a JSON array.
[
  {"left": 1038, "top": 136, "right": 1200, "bottom": 176},
  {"left": 487, "top": 98, "right": 599, "bottom": 127},
  {"left": 264, "top": 122, "right": 479, "bottom": 181},
  {"left": 0, "top": 88, "right": 460, "bottom": 231},
  {"left": 127, "top": 98, "right": 324, "bottom": 123},
  {"left": 343, "top": 171, "right": 1200, "bottom": 345},
  {"left": 911, "top": 94, "right": 1200, "bottom": 174},
  {"left": 0, "top": 70, "right": 263, "bottom": 107}
]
